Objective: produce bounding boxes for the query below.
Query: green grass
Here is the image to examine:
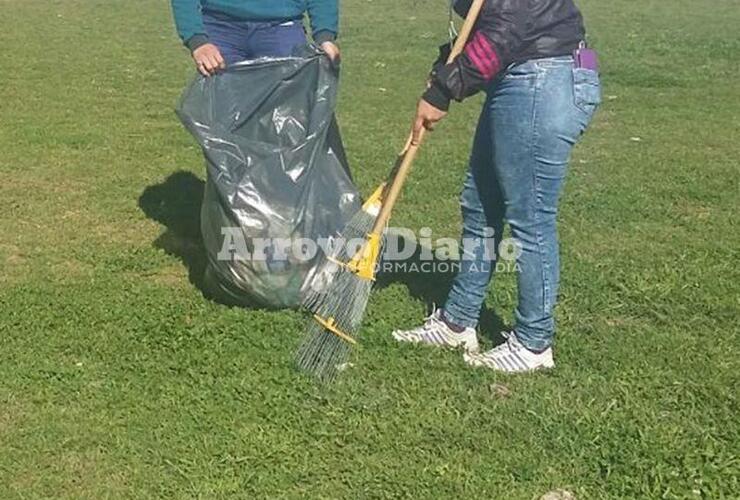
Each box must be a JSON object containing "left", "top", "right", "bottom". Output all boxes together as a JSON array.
[{"left": 1, "top": 0, "right": 739, "bottom": 497}]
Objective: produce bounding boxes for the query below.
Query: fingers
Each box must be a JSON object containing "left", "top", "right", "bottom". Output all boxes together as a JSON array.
[
  {"left": 411, "top": 98, "right": 446, "bottom": 145},
  {"left": 195, "top": 55, "right": 213, "bottom": 76},
  {"left": 202, "top": 58, "right": 215, "bottom": 75},
  {"left": 320, "top": 42, "right": 341, "bottom": 62},
  {"left": 196, "top": 60, "right": 210, "bottom": 77},
  {"left": 411, "top": 115, "right": 437, "bottom": 145},
  {"left": 196, "top": 56, "right": 222, "bottom": 76},
  {"left": 193, "top": 44, "right": 226, "bottom": 77},
  {"left": 411, "top": 116, "right": 425, "bottom": 145},
  {"left": 208, "top": 55, "right": 221, "bottom": 72},
  {"left": 213, "top": 50, "right": 226, "bottom": 70}
]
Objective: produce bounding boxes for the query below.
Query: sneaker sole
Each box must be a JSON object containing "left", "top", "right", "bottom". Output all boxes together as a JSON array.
[
  {"left": 463, "top": 353, "right": 555, "bottom": 371},
  {"left": 392, "top": 331, "right": 479, "bottom": 353}
]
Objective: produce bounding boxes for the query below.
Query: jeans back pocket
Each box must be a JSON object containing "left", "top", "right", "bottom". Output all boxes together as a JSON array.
[{"left": 573, "top": 68, "right": 601, "bottom": 117}]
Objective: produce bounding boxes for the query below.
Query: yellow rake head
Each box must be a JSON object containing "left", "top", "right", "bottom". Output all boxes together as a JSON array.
[
  {"left": 312, "top": 314, "right": 357, "bottom": 345},
  {"left": 361, "top": 182, "right": 385, "bottom": 214}
]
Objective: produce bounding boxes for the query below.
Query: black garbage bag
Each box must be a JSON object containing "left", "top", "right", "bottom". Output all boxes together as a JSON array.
[{"left": 176, "top": 47, "right": 360, "bottom": 309}]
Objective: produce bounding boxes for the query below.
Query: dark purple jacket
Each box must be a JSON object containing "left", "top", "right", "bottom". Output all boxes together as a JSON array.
[{"left": 423, "top": 0, "right": 586, "bottom": 110}]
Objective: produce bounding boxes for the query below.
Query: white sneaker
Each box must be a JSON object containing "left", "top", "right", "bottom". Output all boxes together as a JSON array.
[
  {"left": 463, "top": 331, "right": 554, "bottom": 372},
  {"left": 392, "top": 309, "right": 479, "bottom": 353}
]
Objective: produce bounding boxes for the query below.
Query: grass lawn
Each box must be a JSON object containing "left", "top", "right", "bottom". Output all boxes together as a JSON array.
[{"left": 1, "top": 0, "right": 739, "bottom": 497}]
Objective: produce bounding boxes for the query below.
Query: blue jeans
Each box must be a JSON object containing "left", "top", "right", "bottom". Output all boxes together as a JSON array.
[
  {"left": 443, "top": 56, "right": 601, "bottom": 352},
  {"left": 202, "top": 12, "right": 307, "bottom": 65}
]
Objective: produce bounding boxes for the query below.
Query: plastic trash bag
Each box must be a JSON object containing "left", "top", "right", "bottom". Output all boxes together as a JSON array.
[{"left": 176, "top": 47, "right": 360, "bottom": 309}]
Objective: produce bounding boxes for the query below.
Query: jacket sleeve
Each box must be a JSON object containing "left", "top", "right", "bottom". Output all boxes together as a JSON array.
[
  {"left": 170, "top": 0, "right": 209, "bottom": 51},
  {"left": 306, "top": 0, "right": 339, "bottom": 44},
  {"left": 422, "top": 0, "right": 528, "bottom": 110}
]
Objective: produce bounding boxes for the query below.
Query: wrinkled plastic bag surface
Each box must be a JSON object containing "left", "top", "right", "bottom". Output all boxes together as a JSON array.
[{"left": 177, "top": 47, "right": 360, "bottom": 308}]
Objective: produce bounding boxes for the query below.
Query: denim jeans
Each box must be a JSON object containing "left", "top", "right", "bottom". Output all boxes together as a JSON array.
[
  {"left": 203, "top": 12, "right": 307, "bottom": 65},
  {"left": 443, "top": 56, "right": 601, "bottom": 352}
]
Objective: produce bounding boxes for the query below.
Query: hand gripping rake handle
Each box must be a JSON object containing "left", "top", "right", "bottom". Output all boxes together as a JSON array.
[{"left": 369, "top": 0, "right": 486, "bottom": 237}]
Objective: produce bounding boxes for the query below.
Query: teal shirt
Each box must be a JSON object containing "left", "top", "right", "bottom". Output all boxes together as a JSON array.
[{"left": 171, "top": 0, "right": 337, "bottom": 48}]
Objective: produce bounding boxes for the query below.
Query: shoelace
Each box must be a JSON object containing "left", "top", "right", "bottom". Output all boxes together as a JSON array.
[
  {"left": 421, "top": 314, "right": 444, "bottom": 334},
  {"left": 419, "top": 306, "right": 442, "bottom": 331},
  {"left": 488, "top": 331, "right": 522, "bottom": 355}
]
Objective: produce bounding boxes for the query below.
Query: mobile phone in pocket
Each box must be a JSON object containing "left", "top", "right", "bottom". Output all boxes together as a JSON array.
[{"left": 574, "top": 44, "right": 599, "bottom": 72}]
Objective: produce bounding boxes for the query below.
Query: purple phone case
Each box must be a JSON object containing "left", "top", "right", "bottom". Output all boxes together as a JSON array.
[{"left": 574, "top": 47, "right": 599, "bottom": 71}]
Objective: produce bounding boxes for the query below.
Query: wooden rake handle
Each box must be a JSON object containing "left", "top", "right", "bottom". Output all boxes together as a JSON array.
[{"left": 369, "top": 0, "right": 487, "bottom": 236}]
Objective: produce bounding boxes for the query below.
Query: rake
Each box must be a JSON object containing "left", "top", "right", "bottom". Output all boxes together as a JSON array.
[{"left": 296, "top": 0, "right": 486, "bottom": 382}]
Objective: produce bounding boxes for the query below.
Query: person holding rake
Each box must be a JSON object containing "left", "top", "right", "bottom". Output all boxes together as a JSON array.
[{"left": 393, "top": 0, "right": 601, "bottom": 372}]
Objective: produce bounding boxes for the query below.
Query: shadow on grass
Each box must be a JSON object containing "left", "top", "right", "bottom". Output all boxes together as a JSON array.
[
  {"left": 374, "top": 241, "right": 507, "bottom": 343},
  {"left": 138, "top": 176, "right": 508, "bottom": 334},
  {"left": 138, "top": 170, "right": 209, "bottom": 293},
  {"left": 138, "top": 170, "right": 276, "bottom": 310}
]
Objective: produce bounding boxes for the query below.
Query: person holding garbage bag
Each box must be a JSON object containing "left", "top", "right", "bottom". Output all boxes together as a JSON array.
[
  {"left": 392, "top": 0, "right": 601, "bottom": 372},
  {"left": 171, "top": 0, "right": 358, "bottom": 309},
  {"left": 171, "top": 0, "right": 340, "bottom": 75}
]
